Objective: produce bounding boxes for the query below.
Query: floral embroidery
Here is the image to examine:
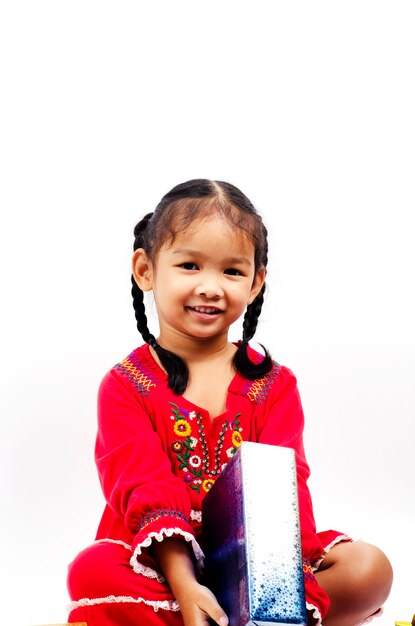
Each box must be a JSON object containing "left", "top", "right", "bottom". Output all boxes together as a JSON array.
[
  {"left": 173, "top": 419, "right": 191, "bottom": 437},
  {"left": 231, "top": 431, "right": 242, "bottom": 448},
  {"left": 190, "top": 509, "right": 202, "bottom": 522},
  {"left": 169, "top": 402, "right": 242, "bottom": 494},
  {"left": 189, "top": 455, "right": 201, "bottom": 468},
  {"left": 170, "top": 403, "right": 204, "bottom": 493},
  {"left": 202, "top": 479, "right": 215, "bottom": 492},
  {"left": 226, "top": 414, "right": 243, "bottom": 459}
]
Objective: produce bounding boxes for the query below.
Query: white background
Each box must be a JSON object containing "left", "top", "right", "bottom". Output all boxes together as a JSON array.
[{"left": 1, "top": 2, "right": 414, "bottom": 625}]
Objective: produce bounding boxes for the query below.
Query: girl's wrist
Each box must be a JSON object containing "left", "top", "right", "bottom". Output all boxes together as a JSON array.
[{"left": 152, "top": 536, "right": 198, "bottom": 592}]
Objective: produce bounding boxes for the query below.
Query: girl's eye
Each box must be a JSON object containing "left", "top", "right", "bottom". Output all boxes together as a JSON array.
[
  {"left": 180, "top": 262, "right": 199, "bottom": 270},
  {"left": 224, "top": 268, "right": 242, "bottom": 276}
]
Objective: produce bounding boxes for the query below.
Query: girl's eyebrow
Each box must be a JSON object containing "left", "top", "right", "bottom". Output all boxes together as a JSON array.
[{"left": 172, "top": 248, "right": 252, "bottom": 267}]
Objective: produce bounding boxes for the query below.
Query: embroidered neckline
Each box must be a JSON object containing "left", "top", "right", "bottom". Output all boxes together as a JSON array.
[
  {"left": 196, "top": 409, "right": 228, "bottom": 476},
  {"left": 115, "top": 343, "right": 280, "bottom": 404}
]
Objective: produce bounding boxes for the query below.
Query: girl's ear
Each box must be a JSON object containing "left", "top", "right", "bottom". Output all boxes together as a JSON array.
[
  {"left": 248, "top": 266, "right": 266, "bottom": 304},
  {"left": 132, "top": 248, "right": 154, "bottom": 292}
]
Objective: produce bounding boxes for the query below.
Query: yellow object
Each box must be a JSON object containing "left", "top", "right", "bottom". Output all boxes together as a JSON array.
[{"left": 395, "top": 616, "right": 415, "bottom": 626}]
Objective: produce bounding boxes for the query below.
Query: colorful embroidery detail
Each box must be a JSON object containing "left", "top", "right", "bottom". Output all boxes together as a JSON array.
[
  {"left": 169, "top": 402, "right": 204, "bottom": 493},
  {"left": 302, "top": 559, "right": 317, "bottom": 583},
  {"left": 243, "top": 362, "right": 281, "bottom": 404},
  {"left": 226, "top": 414, "right": 243, "bottom": 459},
  {"left": 173, "top": 419, "right": 192, "bottom": 437},
  {"left": 115, "top": 351, "right": 157, "bottom": 396},
  {"left": 169, "top": 403, "right": 241, "bottom": 493},
  {"left": 196, "top": 410, "right": 229, "bottom": 478},
  {"left": 202, "top": 479, "right": 215, "bottom": 492},
  {"left": 137, "top": 508, "right": 190, "bottom": 534}
]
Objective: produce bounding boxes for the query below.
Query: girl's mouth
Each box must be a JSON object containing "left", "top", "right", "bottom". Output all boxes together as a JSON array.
[{"left": 186, "top": 306, "right": 222, "bottom": 317}]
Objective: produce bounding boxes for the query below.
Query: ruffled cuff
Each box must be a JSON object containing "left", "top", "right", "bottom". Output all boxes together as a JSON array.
[
  {"left": 130, "top": 508, "right": 204, "bottom": 573},
  {"left": 313, "top": 530, "right": 352, "bottom": 571}
]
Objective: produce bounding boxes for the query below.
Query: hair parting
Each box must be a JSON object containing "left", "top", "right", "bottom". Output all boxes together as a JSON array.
[{"left": 131, "top": 179, "right": 273, "bottom": 394}]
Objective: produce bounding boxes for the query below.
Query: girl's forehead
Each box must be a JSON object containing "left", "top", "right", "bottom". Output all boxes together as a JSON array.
[{"left": 162, "top": 215, "right": 255, "bottom": 254}]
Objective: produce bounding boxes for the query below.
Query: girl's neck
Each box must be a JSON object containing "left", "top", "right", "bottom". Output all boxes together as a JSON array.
[
  {"left": 151, "top": 333, "right": 238, "bottom": 418},
  {"left": 154, "top": 330, "right": 236, "bottom": 366}
]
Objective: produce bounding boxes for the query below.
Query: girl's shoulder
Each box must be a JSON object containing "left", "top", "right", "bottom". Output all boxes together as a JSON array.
[
  {"left": 99, "top": 343, "right": 166, "bottom": 400},
  {"left": 233, "top": 344, "right": 298, "bottom": 406}
]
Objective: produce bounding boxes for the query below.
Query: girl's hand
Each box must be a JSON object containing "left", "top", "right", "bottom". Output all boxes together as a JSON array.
[
  {"left": 174, "top": 578, "right": 228, "bottom": 626},
  {"left": 152, "top": 537, "right": 228, "bottom": 626}
]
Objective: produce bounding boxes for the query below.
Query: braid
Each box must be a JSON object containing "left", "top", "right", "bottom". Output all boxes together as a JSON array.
[
  {"left": 152, "top": 345, "right": 189, "bottom": 396},
  {"left": 242, "top": 285, "right": 266, "bottom": 343},
  {"left": 131, "top": 277, "right": 157, "bottom": 348},
  {"left": 233, "top": 221, "right": 272, "bottom": 379},
  {"left": 131, "top": 213, "right": 189, "bottom": 395},
  {"left": 131, "top": 212, "right": 157, "bottom": 346},
  {"left": 233, "top": 284, "right": 273, "bottom": 379}
]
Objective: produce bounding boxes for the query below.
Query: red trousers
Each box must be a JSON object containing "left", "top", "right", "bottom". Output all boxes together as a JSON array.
[{"left": 67, "top": 541, "right": 184, "bottom": 626}]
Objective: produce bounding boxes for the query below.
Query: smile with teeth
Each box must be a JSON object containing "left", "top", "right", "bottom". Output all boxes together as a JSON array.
[{"left": 187, "top": 306, "right": 222, "bottom": 315}]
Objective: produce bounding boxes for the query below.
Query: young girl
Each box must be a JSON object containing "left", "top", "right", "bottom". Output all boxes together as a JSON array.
[{"left": 67, "top": 179, "right": 392, "bottom": 626}]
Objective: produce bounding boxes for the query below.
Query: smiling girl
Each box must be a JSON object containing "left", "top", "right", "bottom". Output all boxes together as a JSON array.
[{"left": 67, "top": 179, "right": 392, "bottom": 626}]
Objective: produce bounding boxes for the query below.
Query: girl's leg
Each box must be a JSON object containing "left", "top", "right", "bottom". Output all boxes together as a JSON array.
[
  {"left": 315, "top": 541, "right": 393, "bottom": 626},
  {"left": 67, "top": 542, "right": 184, "bottom": 626}
]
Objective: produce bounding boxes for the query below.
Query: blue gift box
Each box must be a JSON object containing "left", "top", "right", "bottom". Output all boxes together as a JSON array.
[{"left": 202, "top": 442, "right": 307, "bottom": 626}]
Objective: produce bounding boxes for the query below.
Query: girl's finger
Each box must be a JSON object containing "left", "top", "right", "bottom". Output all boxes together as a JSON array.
[{"left": 199, "top": 595, "right": 228, "bottom": 626}]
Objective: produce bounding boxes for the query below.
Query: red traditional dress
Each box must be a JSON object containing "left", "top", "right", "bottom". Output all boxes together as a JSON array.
[{"left": 67, "top": 343, "right": 350, "bottom": 626}]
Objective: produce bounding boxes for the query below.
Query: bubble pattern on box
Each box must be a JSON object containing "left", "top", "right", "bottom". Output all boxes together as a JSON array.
[{"left": 246, "top": 453, "right": 306, "bottom": 622}]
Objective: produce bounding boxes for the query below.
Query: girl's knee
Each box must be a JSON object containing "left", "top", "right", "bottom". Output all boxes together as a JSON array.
[
  {"left": 317, "top": 541, "right": 393, "bottom": 626},
  {"left": 354, "top": 542, "right": 393, "bottom": 600},
  {"left": 67, "top": 542, "right": 131, "bottom": 600},
  {"left": 336, "top": 541, "right": 393, "bottom": 606}
]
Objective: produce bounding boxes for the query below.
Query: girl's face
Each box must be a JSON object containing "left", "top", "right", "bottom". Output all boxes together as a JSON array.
[{"left": 133, "top": 214, "right": 265, "bottom": 348}]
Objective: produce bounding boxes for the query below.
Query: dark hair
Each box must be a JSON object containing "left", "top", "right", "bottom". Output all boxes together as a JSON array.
[{"left": 131, "top": 179, "right": 273, "bottom": 394}]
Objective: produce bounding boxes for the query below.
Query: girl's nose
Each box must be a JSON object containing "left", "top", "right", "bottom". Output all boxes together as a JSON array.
[{"left": 195, "top": 277, "right": 224, "bottom": 299}]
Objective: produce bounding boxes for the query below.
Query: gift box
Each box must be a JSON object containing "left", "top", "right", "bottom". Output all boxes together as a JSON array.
[{"left": 202, "top": 441, "right": 306, "bottom": 626}]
